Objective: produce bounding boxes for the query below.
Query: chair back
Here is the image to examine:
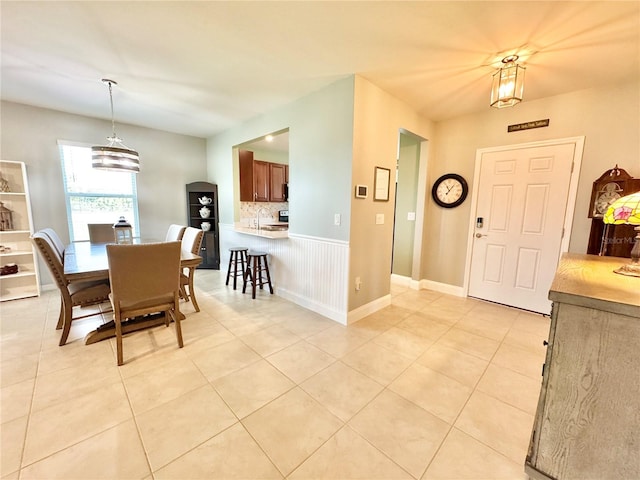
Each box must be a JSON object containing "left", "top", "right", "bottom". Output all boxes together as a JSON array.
[
  {"left": 88, "top": 223, "right": 114, "bottom": 243},
  {"left": 41, "top": 228, "right": 66, "bottom": 259},
  {"left": 181, "top": 227, "right": 204, "bottom": 255},
  {"left": 106, "top": 241, "right": 181, "bottom": 308},
  {"left": 165, "top": 224, "right": 186, "bottom": 242},
  {"left": 32, "top": 231, "right": 68, "bottom": 293}
]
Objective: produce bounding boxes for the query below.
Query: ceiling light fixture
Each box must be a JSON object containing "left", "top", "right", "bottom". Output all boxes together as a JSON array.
[
  {"left": 490, "top": 55, "right": 526, "bottom": 109},
  {"left": 91, "top": 79, "right": 140, "bottom": 173}
]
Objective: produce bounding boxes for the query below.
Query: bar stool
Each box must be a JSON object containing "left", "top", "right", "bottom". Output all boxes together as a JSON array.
[
  {"left": 226, "top": 247, "right": 248, "bottom": 290},
  {"left": 243, "top": 250, "right": 274, "bottom": 299}
]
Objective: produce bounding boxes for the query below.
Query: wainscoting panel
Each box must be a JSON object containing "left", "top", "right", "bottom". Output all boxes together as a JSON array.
[{"left": 219, "top": 224, "right": 349, "bottom": 323}]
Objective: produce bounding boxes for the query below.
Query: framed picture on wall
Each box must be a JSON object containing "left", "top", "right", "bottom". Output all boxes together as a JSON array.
[{"left": 374, "top": 166, "right": 390, "bottom": 201}]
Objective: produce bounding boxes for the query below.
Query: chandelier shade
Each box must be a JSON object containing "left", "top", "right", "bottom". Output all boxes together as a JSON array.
[
  {"left": 490, "top": 55, "right": 526, "bottom": 109},
  {"left": 92, "top": 79, "right": 140, "bottom": 173}
]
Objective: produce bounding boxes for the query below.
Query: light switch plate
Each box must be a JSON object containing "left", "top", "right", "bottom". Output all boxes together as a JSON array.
[
  {"left": 407, "top": 212, "right": 416, "bottom": 221},
  {"left": 376, "top": 213, "right": 384, "bottom": 225},
  {"left": 334, "top": 213, "right": 341, "bottom": 226}
]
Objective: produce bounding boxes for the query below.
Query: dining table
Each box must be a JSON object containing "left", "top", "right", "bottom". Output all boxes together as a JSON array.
[{"left": 63, "top": 241, "right": 202, "bottom": 345}]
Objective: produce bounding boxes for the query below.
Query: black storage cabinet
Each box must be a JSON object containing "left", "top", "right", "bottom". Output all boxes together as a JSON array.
[{"left": 186, "top": 182, "right": 220, "bottom": 269}]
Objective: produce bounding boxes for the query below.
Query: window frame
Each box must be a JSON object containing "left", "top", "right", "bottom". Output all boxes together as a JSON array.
[{"left": 58, "top": 140, "right": 140, "bottom": 242}]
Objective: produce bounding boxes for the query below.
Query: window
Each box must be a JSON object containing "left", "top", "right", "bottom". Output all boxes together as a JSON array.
[{"left": 59, "top": 142, "right": 140, "bottom": 242}]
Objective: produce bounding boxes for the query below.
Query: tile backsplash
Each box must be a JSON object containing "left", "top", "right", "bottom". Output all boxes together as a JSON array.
[{"left": 239, "top": 202, "right": 288, "bottom": 227}]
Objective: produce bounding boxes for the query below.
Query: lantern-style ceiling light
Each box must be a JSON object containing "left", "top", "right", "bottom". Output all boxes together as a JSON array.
[
  {"left": 490, "top": 55, "right": 526, "bottom": 109},
  {"left": 92, "top": 79, "right": 140, "bottom": 173}
]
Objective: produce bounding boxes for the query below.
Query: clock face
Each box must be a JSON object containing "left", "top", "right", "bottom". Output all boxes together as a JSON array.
[
  {"left": 432, "top": 174, "right": 468, "bottom": 208},
  {"left": 594, "top": 182, "right": 622, "bottom": 216}
]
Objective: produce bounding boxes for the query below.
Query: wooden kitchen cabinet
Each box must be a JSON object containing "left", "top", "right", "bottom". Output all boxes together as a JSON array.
[
  {"left": 525, "top": 253, "right": 640, "bottom": 480},
  {"left": 239, "top": 149, "right": 288, "bottom": 202},
  {"left": 269, "top": 163, "right": 287, "bottom": 202}
]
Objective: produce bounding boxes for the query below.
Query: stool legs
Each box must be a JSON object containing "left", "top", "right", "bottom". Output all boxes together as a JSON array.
[
  {"left": 242, "top": 252, "right": 273, "bottom": 299},
  {"left": 226, "top": 248, "right": 248, "bottom": 290}
]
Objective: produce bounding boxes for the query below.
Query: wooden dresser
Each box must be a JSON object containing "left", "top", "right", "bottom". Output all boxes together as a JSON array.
[{"left": 525, "top": 253, "right": 640, "bottom": 479}]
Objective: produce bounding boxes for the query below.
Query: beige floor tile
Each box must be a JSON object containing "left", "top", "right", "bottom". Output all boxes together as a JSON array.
[
  {"left": 306, "top": 325, "right": 372, "bottom": 358},
  {"left": 19, "top": 419, "right": 150, "bottom": 479},
  {"left": 436, "top": 327, "right": 500, "bottom": 360},
  {"left": 423, "top": 427, "right": 527, "bottom": 479},
  {"left": 416, "top": 344, "right": 488, "bottom": 388},
  {"left": 0, "top": 352, "right": 38, "bottom": 388},
  {"left": 342, "top": 342, "right": 414, "bottom": 386},
  {"left": 301, "top": 361, "right": 383, "bottom": 421},
  {"left": 189, "top": 337, "right": 261, "bottom": 381},
  {"left": 389, "top": 363, "right": 472, "bottom": 424},
  {"left": 31, "top": 361, "right": 122, "bottom": 413},
  {"left": 123, "top": 359, "right": 208, "bottom": 415},
  {"left": 266, "top": 340, "right": 336, "bottom": 383},
  {"left": 454, "top": 390, "right": 534, "bottom": 464},
  {"left": 348, "top": 314, "right": 396, "bottom": 338},
  {"left": 277, "top": 310, "right": 335, "bottom": 338},
  {"left": 1, "top": 378, "right": 33, "bottom": 423},
  {"left": 503, "top": 327, "right": 548, "bottom": 354},
  {"left": 136, "top": 384, "right": 238, "bottom": 471},
  {"left": 243, "top": 387, "right": 343, "bottom": 476},
  {"left": 476, "top": 364, "right": 541, "bottom": 415},
  {"left": 511, "top": 311, "right": 551, "bottom": 337},
  {"left": 22, "top": 381, "right": 133, "bottom": 466},
  {"left": 455, "top": 313, "right": 514, "bottom": 341},
  {"left": 154, "top": 422, "right": 282, "bottom": 479},
  {"left": 36, "top": 337, "right": 114, "bottom": 376},
  {"left": 372, "top": 327, "right": 433, "bottom": 360},
  {"left": 366, "top": 304, "right": 415, "bottom": 325},
  {"left": 396, "top": 312, "right": 452, "bottom": 342},
  {"left": 180, "top": 318, "right": 236, "bottom": 354},
  {"left": 492, "top": 342, "right": 545, "bottom": 380},
  {"left": 392, "top": 291, "right": 437, "bottom": 312},
  {"left": 117, "top": 345, "right": 190, "bottom": 379},
  {"left": 1, "top": 415, "right": 28, "bottom": 477},
  {"left": 429, "top": 294, "right": 479, "bottom": 315},
  {"left": 349, "top": 390, "right": 450, "bottom": 478},
  {"left": 289, "top": 425, "right": 413, "bottom": 479},
  {"left": 239, "top": 323, "right": 301, "bottom": 356},
  {"left": 212, "top": 359, "right": 294, "bottom": 418}
]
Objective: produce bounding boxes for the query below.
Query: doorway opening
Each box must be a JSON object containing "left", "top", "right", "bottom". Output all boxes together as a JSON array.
[{"left": 392, "top": 129, "right": 428, "bottom": 287}]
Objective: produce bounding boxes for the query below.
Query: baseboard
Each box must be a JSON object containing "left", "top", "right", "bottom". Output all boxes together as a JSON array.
[
  {"left": 419, "top": 279, "right": 465, "bottom": 297},
  {"left": 277, "top": 287, "right": 348, "bottom": 325},
  {"left": 346, "top": 294, "right": 391, "bottom": 324},
  {"left": 391, "top": 274, "right": 421, "bottom": 290}
]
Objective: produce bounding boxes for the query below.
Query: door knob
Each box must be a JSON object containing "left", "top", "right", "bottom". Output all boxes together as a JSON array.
[{"left": 475, "top": 233, "right": 488, "bottom": 238}]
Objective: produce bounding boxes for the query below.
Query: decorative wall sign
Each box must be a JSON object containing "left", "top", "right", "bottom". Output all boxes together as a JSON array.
[
  {"left": 508, "top": 119, "right": 550, "bottom": 132},
  {"left": 374, "top": 167, "right": 390, "bottom": 201}
]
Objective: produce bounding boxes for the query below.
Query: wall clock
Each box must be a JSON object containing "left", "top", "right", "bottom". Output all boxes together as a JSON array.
[{"left": 432, "top": 173, "right": 468, "bottom": 208}]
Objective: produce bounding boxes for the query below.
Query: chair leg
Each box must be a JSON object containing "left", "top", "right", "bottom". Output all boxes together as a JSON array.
[
  {"left": 56, "top": 299, "right": 64, "bottom": 330},
  {"left": 114, "top": 313, "right": 124, "bottom": 366},
  {"left": 263, "top": 257, "right": 274, "bottom": 294},
  {"left": 187, "top": 268, "right": 199, "bottom": 312},
  {"left": 59, "top": 298, "right": 73, "bottom": 346},
  {"left": 172, "top": 306, "right": 184, "bottom": 348}
]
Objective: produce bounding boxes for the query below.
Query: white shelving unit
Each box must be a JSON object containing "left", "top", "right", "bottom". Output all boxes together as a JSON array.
[{"left": 0, "top": 160, "right": 40, "bottom": 301}]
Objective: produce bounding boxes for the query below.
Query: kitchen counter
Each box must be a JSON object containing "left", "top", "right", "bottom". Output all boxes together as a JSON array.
[{"left": 233, "top": 225, "right": 289, "bottom": 239}]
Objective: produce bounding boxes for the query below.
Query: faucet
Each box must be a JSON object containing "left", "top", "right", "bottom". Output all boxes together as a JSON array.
[{"left": 256, "top": 207, "right": 269, "bottom": 230}]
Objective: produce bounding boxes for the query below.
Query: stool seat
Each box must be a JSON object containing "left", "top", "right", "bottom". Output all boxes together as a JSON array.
[
  {"left": 243, "top": 251, "right": 274, "bottom": 299},
  {"left": 226, "top": 247, "right": 248, "bottom": 290}
]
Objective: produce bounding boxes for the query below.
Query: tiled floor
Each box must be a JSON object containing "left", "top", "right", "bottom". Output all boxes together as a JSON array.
[{"left": 1, "top": 270, "right": 550, "bottom": 479}]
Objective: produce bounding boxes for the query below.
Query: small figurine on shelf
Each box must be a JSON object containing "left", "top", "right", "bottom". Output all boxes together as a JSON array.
[
  {"left": 0, "top": 202, "right": 13, "bottom": 231},
  {"left": 0, "top": 263, "right": 18, "bottom": 276},
  {"left": 198, "top": 196, "right": 212, "bottom": 205}
]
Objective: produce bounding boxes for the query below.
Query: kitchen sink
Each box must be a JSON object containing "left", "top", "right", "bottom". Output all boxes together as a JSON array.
[{"left": 259, "top": 224, "right": 289, "bottom": 231}]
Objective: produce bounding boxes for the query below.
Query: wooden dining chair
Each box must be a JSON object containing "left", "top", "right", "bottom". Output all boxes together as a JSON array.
[
  {"left": 32, "top": 231, "right": 111, "bottom": 346},
  {"left": 88, "top": 223, "right": 114, "bottom": 243},
  {"left": 165, "top": 224, "right": 186, "bottom": 242},
  {"left": 106, "top": 241, "right": 183, "bottom": 365},
  {"left": 41, "top": 227, "right": 66, "bottom": 259},
  {"left": 179, "top": 227, "right": 204, "bottom": 311}
]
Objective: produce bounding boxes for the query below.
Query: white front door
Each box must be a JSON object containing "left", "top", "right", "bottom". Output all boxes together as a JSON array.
[{"left": 468, "top": 142, "right": 576, "bottom": 314}]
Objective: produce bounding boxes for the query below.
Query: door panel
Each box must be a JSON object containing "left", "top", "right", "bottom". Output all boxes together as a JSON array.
[{"left": 469, "top": 143, "right": 575, "bottom": 314}]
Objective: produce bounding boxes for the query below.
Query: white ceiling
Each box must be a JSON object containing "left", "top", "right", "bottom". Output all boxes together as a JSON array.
[{"left": 2, "top": 1, "right": 638, "bottom": 139}]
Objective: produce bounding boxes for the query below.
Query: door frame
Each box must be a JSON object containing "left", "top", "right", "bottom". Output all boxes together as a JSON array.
[{"left": 462, "top": 136, "right": 585, "bottom": 298}]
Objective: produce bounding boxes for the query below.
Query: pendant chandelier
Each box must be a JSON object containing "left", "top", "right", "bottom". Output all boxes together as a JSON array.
[
  {"left": 91, "top": 79, "right": 140, "bottom": 173},
  {"left": 490, "top": 55, "right": 526, "bottom": 109}
]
